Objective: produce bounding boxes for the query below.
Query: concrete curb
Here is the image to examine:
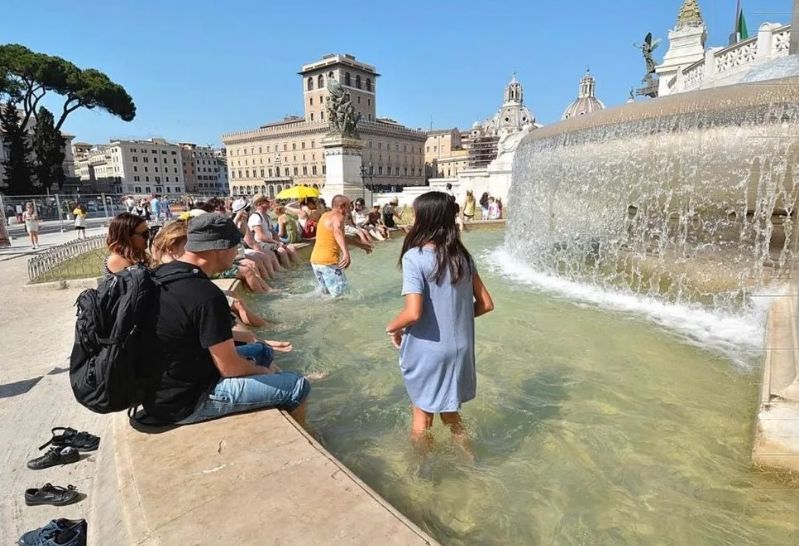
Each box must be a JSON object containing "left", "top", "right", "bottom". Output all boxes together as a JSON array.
[{"left": 24, "top": 277, "right": 101, "bottom": 291}]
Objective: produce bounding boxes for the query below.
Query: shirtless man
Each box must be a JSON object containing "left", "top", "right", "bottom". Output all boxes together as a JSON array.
[{"left": 310, "top": 195, "right": 372, "bottom": 297}]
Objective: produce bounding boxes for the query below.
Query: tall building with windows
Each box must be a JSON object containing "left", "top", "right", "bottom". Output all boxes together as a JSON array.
[
  {"left": 180, "top": 143, "right": 225, "bottom": 195},
  {"left": 222, "top": 53, "right": 426, "bottom": 197},
  {"left": 74, "top": 138, "right": 186, "bottom": 195}
]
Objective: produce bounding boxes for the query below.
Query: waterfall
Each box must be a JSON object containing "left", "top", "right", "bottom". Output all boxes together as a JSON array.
[{"left": 507, "top": 77, "right": 799, "bottom": 313}]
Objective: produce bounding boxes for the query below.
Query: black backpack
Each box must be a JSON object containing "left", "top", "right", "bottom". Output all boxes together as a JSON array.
[{"left": 69, "top": 265, "right": 195, "bottom": 414}]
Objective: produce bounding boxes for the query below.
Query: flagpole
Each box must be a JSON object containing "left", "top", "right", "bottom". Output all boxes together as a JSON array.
[{"left": 730, "top": 0, "right": 742, "bottom": 45}]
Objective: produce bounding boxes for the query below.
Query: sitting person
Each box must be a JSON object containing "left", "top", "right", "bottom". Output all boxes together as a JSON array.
[
  {"left": 144, "top": 213, "right": 310, "bottom": 425},
  {"left": 274, "top": 205, "right": 302, "bottom": 244},
  {"left": 351, "top": 198, "right": 384, "bottom": 241},
  {"left": 365, "top": 204, "right": 389, "bottom": 240},
  {"left": 231, "top": 199, "right": 280, "bottom": 279},
  {"left": 105, "top": 212, "right": 151, "bottom": 274},
  {"left": 249, "top": 194, "right": 298, "bottom": 267},
  {"left": 151, "top": 220, "right": 268, "bottom": 329},
  {"left": 381, "top": 198, "right": 404, "bottom": 229}
]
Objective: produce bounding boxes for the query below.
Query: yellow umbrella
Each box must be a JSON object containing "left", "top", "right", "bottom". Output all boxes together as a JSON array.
[{"left": 276, "top": 185, "right": 320, "bottom": 200}]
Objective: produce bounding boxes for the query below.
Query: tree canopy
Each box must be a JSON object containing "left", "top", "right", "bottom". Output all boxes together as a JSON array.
[
  {"left": 33, "top": 107, "right": 65, "bottom": 192},
  {"left": 0, "top": 102, "right": 34, "bottom": 194},
  {"left": 0, "top": 43, "right": 136, "bottom": 131}
]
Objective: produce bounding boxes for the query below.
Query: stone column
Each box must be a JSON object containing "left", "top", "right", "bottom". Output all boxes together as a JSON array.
[
  {"left": 321, "top": 134, "right": 369, "bottom": 204},
  {"left": 791, "top": 0, "right": 799, "bottom": 55}
]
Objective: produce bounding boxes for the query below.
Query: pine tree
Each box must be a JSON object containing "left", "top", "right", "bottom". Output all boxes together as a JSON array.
[
  {"left": 32, "top": 107, "right": 65, "bottom": 192},
  {"left": 0, "top": 101, "right": 34, "bottom": 195}
]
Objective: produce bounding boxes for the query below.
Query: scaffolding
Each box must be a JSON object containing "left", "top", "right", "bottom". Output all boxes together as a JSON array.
[{"left": 468, "top": 134, "right": 499, "bottom": 168}]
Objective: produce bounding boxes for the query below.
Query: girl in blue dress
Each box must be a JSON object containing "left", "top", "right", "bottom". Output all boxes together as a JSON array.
[{"left": 386, "top": 191, "right": 494, "bottom": 446}]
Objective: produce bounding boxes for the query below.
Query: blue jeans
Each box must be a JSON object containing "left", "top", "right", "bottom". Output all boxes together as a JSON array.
[{"left": 177, "top": 342, "right": 310, "bottom": 425}]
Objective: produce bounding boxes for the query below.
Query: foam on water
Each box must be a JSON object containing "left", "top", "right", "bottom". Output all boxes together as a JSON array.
[{"left": 486, "top": 246, "right": 769, "bottom": 368}]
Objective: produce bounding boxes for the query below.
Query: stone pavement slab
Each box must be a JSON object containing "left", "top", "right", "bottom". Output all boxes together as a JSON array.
[{"left": 95, "top": 410, "right": 436, "bottom": 546}]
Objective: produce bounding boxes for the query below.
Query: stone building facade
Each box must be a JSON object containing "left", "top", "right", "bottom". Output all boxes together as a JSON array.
[
  {"left": 180, "top": 143, "right": 226, "bottom": 195},
  {"left": 424, "top": 129, "right": 470, "bottom": 180},
  {"left": 222, "top": 54, "right": 426, "bottom": 197},
  {"left": 73, "top": 138, "right": 186, "bottom": 196}
]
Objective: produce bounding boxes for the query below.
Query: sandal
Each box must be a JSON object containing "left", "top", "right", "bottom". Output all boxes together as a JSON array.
[
  {"left": 38, "top": 427, "right": 100, "bottom": 452},
  {"left": 25, "top": 483, "right": 81, "bottom": 506}
]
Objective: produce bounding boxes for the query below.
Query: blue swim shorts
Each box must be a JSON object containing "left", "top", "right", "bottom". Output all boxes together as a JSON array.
[{"left": 311, "top": 263, "right": 349, "bottom": 297}]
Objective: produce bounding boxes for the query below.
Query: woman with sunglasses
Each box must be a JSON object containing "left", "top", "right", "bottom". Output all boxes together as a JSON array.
[{"left": 105, "top": 212, "right": 151, "bottom": 275}]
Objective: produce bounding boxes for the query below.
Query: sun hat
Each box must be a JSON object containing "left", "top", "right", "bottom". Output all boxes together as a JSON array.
[
  {"left": 232, "top": 198, "right": 250, "bottom": 213},
  {"left": 184, "top": 213, "right": 242, "bottom": 252}
]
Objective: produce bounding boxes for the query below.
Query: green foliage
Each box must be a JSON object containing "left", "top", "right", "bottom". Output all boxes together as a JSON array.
[
  {"left": 0, "top": 102, "right": 34, "bottom": 194},
  {"left": 0, "top": 43, "right": 136, "bottom": 130},
  {"left": 33, "top": 107, "right": 65, "bottom": 192}
]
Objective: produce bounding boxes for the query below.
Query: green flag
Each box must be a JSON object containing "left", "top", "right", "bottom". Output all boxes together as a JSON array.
[{"left": 738, "top": 9, "right": 749, "bottom": 41}]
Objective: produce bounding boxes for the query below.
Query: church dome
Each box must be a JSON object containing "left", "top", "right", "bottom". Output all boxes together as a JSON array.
[{"left": 562, "top": 70, "right": 605, "bottom": 120}]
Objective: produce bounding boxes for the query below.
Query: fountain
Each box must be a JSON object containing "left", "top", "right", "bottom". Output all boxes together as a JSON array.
[{"left": 508, "top": 76, "right": 799, "bottom": 311}]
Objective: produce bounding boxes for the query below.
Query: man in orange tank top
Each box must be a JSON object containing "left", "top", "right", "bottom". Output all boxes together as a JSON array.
[{"left": 310, "top": 195, "right": 371, "bottom": 297}]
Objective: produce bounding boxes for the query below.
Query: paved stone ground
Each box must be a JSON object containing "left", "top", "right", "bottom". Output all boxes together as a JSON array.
[{"left": 0, "top": 227, "right": 109, "bottom": 541}]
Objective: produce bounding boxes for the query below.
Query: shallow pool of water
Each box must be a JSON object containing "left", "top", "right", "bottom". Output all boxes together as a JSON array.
[{"left": 247, "top": 228, "right": 799, "bottom": 545}]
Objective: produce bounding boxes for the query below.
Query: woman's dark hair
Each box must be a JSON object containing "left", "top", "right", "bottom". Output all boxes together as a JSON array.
[
  {"left": 479, "top": 192, "right": 489, "bottom": 207},
  {"left": 399, "top": 191, "right": 472, "bottom": 284},
  {"left": 107, "top": 212, "right": 148, "bottom": 265}
]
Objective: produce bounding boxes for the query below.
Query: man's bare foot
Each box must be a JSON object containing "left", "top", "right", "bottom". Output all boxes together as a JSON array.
[{"left": 304, "top": 371, "right": 330, "bottom": 381}]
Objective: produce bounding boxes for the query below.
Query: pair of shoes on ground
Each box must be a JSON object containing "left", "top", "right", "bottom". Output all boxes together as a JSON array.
[
  {"left": 18, "top": 518, "right": 86, "bottom": 546},
  {"left": 27, "top": 428, "right": 100, "bottom": 470},
  {"left": 25, "top": 483, "right": 81, "bottom": 507}
]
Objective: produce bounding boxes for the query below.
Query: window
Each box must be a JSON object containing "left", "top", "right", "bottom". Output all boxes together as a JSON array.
[
  {"left": 258, "top": 147, "right": 262, "bottom": 153},
  {"left": 283, "top": 144, "right": 287, "bottom": 151},
  {"left": 302, "top": 166, "right": 307, "bottom": 175},
  {"left": 238, "top": 170, "right": 243, "bottom": 178},
  {"left": 171, "top": 150, "right": 176, "bottom": 155},
  {"left": 344, "top": 72, "right": 351, "bottom": 86},
  {"left": 173, "top": 158, "right": 177, "bottom": 164},
  {"left": 378, "top": 166, "right": 383, "bottom": 175},
  {"left": 165, "top": 176, "right": 169, "bottom": 182},
  {"left": 134, "top": 186, "right": 141, "bottom": 193},
  {"left": 293, "top": 167, "right": 298, "bottom": 176},
  {"left": 155, "top": 166, "right": 159, "bottom": 172},
  {"left": 143, "top": 157, "right": 149, "bottom": 163},
  {"left": 322, "top": 165, "right": 326, "bottom": 175},
  {"left": 310, "top": 98, "right": 313, "bottom": 106},
  {"left": 133, "top": 166, "right": 138, "bottom": 172},
  {"left": 268, "top": 168, "right": 272, "bottom": 177},
  {"left": 355, "top": 74, "right": 361, "bottom": 89},
  {"left": 246, "top": 170, "right": 250, "bottom": 178},
  {"left": 367, "top": 98, "right": 371, "bottom": 106},
  {"left": 318, "top": 74, "right": 324, "bottom": 88},
  {"left": 284, "top": 167, "right": 290, "bottom": 176},
  {"left": 301, "top": 142, "right": 306, "bottom": 149},
  {"left": 144, "top": 166, "right": 149, "bottom": 172},
  {"left": 307, "top": 77, "right": 314, "bottom": 91},
  {"left": 132, "top": 156, "right": 139, "bottom": 162},
  {"left": 311, "top": 141, "right": 315, "bottom": 148},
  {"left": 155, "top": 176, "right": 161, "bottom": 182},
  {"left": 357, "top": 96, "right": 361, "bottom": 104},
  {"left": 321, "top": 110, "right": 324, "bottom": 120},
  {"left": 292, "top": 143, "right": 296, "bottom": 150},
  {"left": 260, "top": 169, "right": 264, "bottom": 177},
  {"left": 405, "top": 167, "right": 409, "bottom": 176},
  {"left": 366, "top": 78, "right": 372, "bottom": 92},
  {"left": 312, "top": 165, "right": 317, "bottom": 175},
  {"left": 231, "top": 171, "right": 236, "bottom": 179},
  {"left": 134, "top": 175, "right": 140, "bottom": 181},
  {"left": 174, "top": 168, "right": 178, "bottom": 173},
  {"left": 328, "top": 70, "right": 333, "bottom": 79}
]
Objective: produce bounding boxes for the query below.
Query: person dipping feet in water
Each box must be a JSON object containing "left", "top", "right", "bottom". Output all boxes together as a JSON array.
[
  {"left": 386, "top": 191, "right": 494, "bottom": 454},
  {"left": 310, "top": 194, "right": 372, "bottom": 298}
]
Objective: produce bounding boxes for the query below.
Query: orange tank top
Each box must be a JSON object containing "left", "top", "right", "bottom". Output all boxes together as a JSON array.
[{"left": 310, "top": 212, "right": 340, "bottom": 265}]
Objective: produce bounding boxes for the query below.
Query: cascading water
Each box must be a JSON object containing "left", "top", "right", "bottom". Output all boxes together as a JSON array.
[{"left": 507, "top": 77, "right": 799, "bottom": 313}]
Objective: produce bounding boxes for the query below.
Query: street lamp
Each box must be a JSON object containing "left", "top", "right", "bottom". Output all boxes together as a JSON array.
[{"left": 359, "top": 161, "right": 374, "bottom": 206}]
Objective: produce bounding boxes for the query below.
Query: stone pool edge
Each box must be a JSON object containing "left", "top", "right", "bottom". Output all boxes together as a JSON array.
[{"left": 752, "top": 282, "right": 799, "bottom": 474}]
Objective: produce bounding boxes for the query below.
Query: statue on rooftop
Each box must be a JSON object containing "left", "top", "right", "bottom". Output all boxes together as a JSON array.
[
  {"left": 326, "top": 78, "right": 361, "bottom": 139},
  {"left": 635, "top": 32, "right": 661, "bottom": 77}
]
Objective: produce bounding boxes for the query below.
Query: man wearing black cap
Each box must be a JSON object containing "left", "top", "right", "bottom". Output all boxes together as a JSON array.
[{"left": 144, "top": 213, "right": 310, "bottom": 425}]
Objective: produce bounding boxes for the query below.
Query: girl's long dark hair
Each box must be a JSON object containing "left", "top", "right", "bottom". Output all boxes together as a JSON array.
[
  {"left": 107, "top": 212, "right": 149, "bottom": 265},
  {"left": 399, "top": 191, "right": 472, "bottom": 284}
]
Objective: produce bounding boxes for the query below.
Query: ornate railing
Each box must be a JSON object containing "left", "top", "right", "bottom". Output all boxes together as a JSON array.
[
  {"left": 715, "top": 37, "right": 759, "bottom": 73},
  {"left": 682, "top": 60, "right": 705, "bottom": 89},
  {"left": 675, "top": 23, "right": 792, "bottom": 94},
  {"left": 27, "top": 234, "right": 106, "bottom": 283}
]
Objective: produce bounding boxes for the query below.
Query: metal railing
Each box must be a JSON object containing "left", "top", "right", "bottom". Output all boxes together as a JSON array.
[{"left": 27, "top": 234, "right": 107, "bottom": 283}]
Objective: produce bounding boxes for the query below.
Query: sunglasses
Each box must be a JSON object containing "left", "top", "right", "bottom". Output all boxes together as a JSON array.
[{"left": 133, "top": 229, "right": 150, "bottom": 240}]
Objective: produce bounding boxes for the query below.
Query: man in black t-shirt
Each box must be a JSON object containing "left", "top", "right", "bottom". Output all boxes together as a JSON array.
[{"left": 144, "top": 213, "right": 310, "bottom": 425}]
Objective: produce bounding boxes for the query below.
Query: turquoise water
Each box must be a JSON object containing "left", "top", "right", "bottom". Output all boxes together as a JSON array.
[{"left": 247, "top": 229, "right": 799, "bottom": 545}]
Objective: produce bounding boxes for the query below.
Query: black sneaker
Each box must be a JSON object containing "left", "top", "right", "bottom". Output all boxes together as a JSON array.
[
  {"left": 18, "top": 518, "right": 87, "bottom": 546},
  {"left": 26, "top": 447, "right": 80, "bottom": 470},
  {"left": 38, "top": 427, "right": 100, "bottom": 452},
  {"left": 25, "top": 484, "right": 81, "bottom": 506}
]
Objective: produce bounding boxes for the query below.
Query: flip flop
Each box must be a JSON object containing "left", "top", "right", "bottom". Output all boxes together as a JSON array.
[{"left": 38, "top": 427, "right": 100, "bottom": 452}]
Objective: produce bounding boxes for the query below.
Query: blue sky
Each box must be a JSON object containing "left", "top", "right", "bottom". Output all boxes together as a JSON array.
[{"left": 2, "top": 0, "right": 792, "bottom": 146}]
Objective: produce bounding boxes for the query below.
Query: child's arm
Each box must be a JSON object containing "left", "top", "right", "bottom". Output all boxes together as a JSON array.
[
  {"left": 386, "top": 294, "right": 423, "bottom": 348},
  {"left": 473, "top": 273, "right": 494, "bottom": 317}
]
